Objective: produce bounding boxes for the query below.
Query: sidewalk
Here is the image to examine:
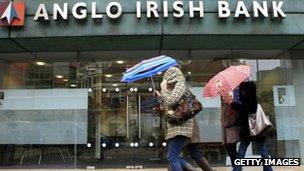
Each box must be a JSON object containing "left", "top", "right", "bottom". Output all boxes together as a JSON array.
[{"left": 0, "top": 166, "right": 303, "bottom": 171}]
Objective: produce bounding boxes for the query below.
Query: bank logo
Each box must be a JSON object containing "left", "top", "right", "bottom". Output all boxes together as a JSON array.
[{"left": 0, "top": 1, "right": 25, "bottom": 26}]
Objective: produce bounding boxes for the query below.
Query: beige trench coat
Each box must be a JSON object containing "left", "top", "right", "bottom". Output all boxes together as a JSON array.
[{"left": 161, "top": 67, "right": 200, "bottom": 144}]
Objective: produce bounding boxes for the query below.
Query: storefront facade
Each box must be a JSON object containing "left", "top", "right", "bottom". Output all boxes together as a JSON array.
[{"left": 1, "top": 0, "right": 304, "bottom": 169}]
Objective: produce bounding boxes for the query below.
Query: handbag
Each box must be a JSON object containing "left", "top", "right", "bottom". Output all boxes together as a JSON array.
[
  {"left": 248, "top": 104, "right": 273, "bottom": 137},
  {"left": 166, "top": 92, "right": 203, "bottom": 125}
]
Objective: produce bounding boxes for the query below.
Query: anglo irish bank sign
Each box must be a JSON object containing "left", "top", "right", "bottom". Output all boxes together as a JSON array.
[
  {"left": 0, "top": 0, "right": 287, "bottom": 27},
  {"left": 34, "top": 1, "right": 286, "bottom": 20}
]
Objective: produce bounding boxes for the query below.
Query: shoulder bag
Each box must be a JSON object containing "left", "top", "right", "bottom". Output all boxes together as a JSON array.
[
  {"left": 248, "top": 104, "right": 273, "bottom": 137},
  {"left": 166, "top": 92, "right": 203, "bottom": 125}
]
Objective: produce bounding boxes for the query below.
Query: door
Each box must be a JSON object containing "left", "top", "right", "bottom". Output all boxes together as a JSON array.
[
  {"left": 133, "top": 92, "right": 167, "bottom": 167},
  {"left": 97, "top": 89, "right": 137, "bottom": 168},
  {"left": 77, "top": 60, "right": 168, "bottom": 168},
  {"left": 93, "top": 86, "right": 167, "bottom": 168}
]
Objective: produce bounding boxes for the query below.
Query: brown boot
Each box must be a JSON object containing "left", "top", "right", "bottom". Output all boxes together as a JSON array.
[
  {"left": 195, "top": 157, "right": 215, "bottom": 171},
  {"left": 182, "top": 162, "right": 201, "bottom": 171},
  {"left": 168, "top": 162, "right": 201, "bottom": 171}
]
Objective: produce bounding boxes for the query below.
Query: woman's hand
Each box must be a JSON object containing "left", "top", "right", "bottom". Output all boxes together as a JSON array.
[
  {"left": 160, "top": 80, "right": 167, "bottom": 90},
  {"left": 153, "top": 90, "right": 161, "bottom": 97}
]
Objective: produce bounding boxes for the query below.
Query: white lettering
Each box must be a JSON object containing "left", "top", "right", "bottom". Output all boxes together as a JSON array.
[
  {"left": 218, "top": 1, "right": 230, "bottom": 18},
  {"left": 234, "top": 159, "right": 262, "bottom": 166},
  {"left": 235, "top": 1, "right": 250, "bottom": 18},
  {"left": 163, "top": 1, "right": 169, "bottom": 18},
  {"left": 72, "top": 2, "right": 87, "bottom": 19},
  {"left": 273, "top": 1, "right": 286, "bottom": 18},
  {"left": 253, "top": 1, "right": 268, "bottom": 17},
  {"left": 92, "top": 2, "right": 103, "bottom": 19},
  {"left": 136, "top": 1, "right": 141, "bottom": 18},
  {"left": 234, "top": 159, "right": 241, "bottom": 166},
  {"left": 53, "top": 3, "right": 68, "bottom": 20},
  {"left": 294, "top": 158, "right": 300, "bottom": 166},
  {"left": 173, "top": 1, "right": 184, "bottom": 18},
  {"left": 33, "top": 1, "right": 286, "bottom": 21},
  {"left": 106, "top": 2, "right": 122, "bottom": 19},
  {"left": 34, "top": 4, "right": 49, "bottom": 21},
  {"left": 268, "top": 159, "right": 276, "bottom": 165},
  {"left": 256, "top": 159, "right": 262, "bottom": 165},
  {"left": 189, "top": 1, "right": 204, "bottom": 18},
  {"left": 147, "top": 1, "right": 159, "bottom": 18}
]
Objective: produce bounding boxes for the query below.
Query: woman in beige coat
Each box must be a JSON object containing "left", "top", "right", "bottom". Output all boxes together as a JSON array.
[
  {"left": 155, "top": 67, "right": 214, "bottom": 171},
  {"left": 221, "top": 92, "right": 240, "bottom": 169}
]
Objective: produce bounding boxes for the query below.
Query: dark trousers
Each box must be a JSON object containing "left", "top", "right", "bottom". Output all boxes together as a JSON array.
[
  {"left": 233, "top": 140, "right": 273, "bottom": 171},
  {"left": 225, "top": 143, "right": 238, "bottom": 169},
  {"left": 167, "top": 136, "right": 203, "bottom": 171}
]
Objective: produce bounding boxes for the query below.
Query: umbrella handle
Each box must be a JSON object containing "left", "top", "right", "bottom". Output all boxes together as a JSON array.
[{"left": 150, "top": 76, "right": 156, "bottom": 91}]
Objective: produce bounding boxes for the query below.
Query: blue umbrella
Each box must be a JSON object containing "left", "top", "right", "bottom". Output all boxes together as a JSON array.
[{"left": 121, "top": 55, "right": 178, "bottom": 86}]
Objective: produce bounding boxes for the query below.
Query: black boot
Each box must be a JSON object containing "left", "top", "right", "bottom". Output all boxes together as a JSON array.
[{"left": 195, "top": 157, "right": 215, "bottom": 171}]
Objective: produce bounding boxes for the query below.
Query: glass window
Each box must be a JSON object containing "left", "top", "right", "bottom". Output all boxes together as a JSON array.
[{"left": 0, "top": 50, "right": 303, "bottom": 168}]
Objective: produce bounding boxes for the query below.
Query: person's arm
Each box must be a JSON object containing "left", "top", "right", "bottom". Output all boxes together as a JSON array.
[
  {"left": 153, "top": 90, "right": 161, "bottom": 98},
  {"left": 161, "top": 80, "right": 186, "bottom": 106}
]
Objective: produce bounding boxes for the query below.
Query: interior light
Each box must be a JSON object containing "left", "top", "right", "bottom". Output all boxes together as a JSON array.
[
  {"left": 36, "top": 61, "right": 45, "bottom": 66},
  {"left": 116, "top": 60, "right": 124, "bottom": 64},
  {"left": 102, "top": 143, "right": 107, "bottom": 148},
  {"left": 188, "top": 71, "right": 191, "bottom": 75},
  {"left": 115, "top": 143, "right": 120, "bottom": 148},
  {"left": 88, "top": 67, "right": 96, "bottom": 71},
  {"left": 134, "top": 87, "right": 138, "bottom": 92},
  {"left": 115, "top": 88, "right": 120, "bottom": 92},
  {"left": 113, "top": 84, "right": 118, "bottom": 87},
  {"left": 87, "top": 143, "right": 91, "bottom": 148},
  {"left": 105, "top": 74, "right": 112, "bottom": 78},
  {"left": 70, "top": 84, "right": 76, "bottom": 87},
  {"left": 63, "top": 79, "right": 68, "bottom": 82},
  {"left": 102, "top": 88, "right": 107, "bottom": 92},
  {"left": 149, "top": 142, "right": 154, "bottom": 147},
  {"left": 157, "top": 72, "right": 162, "bottom": 75},
  {"left": 148, "top": 87, "right": 153, "bottom": 92},
  {"left": 239, "top": 59, "right": 246, "bottom": 64},
  {"left": 56, "top": 75, "right": 63, "bottom": 79}
]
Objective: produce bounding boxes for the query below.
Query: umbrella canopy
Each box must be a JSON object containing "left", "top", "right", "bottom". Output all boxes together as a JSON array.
[
  {"left": 203, "top": 65, "right": 251, "bottom": 98},
  {"left": 121, "top": 55, "right": 178, "bottom": 83}
]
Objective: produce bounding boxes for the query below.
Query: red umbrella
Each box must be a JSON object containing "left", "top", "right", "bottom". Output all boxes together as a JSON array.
[{"left": 203, "top": 65, "right": 252, "bottom": 98}]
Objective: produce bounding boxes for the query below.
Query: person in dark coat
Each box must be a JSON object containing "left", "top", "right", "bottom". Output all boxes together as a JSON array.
[
  {"left": 221, "top": 92, "right": 240, "bottom": 170},
  {"left": 234, "top": 81, "right": 273, "bottom": 171}
]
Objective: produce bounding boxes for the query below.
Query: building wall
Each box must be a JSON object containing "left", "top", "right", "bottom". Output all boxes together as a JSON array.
[{"left": 1, "top": 0, "right": 304, "bottom": 52}]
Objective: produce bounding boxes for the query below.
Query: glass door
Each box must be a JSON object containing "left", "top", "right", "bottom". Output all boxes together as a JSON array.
[
  {"left": 78, "top": 60, "right": 167, "bottom": 168},
  {"left": 100, "top": 87, "right": 166, "bottom": 169},
  {"left": 96, "top": 89, "right": 137, "bottom": 168},
  {"left": 134, "top": 92, "right": 167, "bottom": 167},
  {"left": 92, "top": 87, "right": 167, "bottom": 168}
]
